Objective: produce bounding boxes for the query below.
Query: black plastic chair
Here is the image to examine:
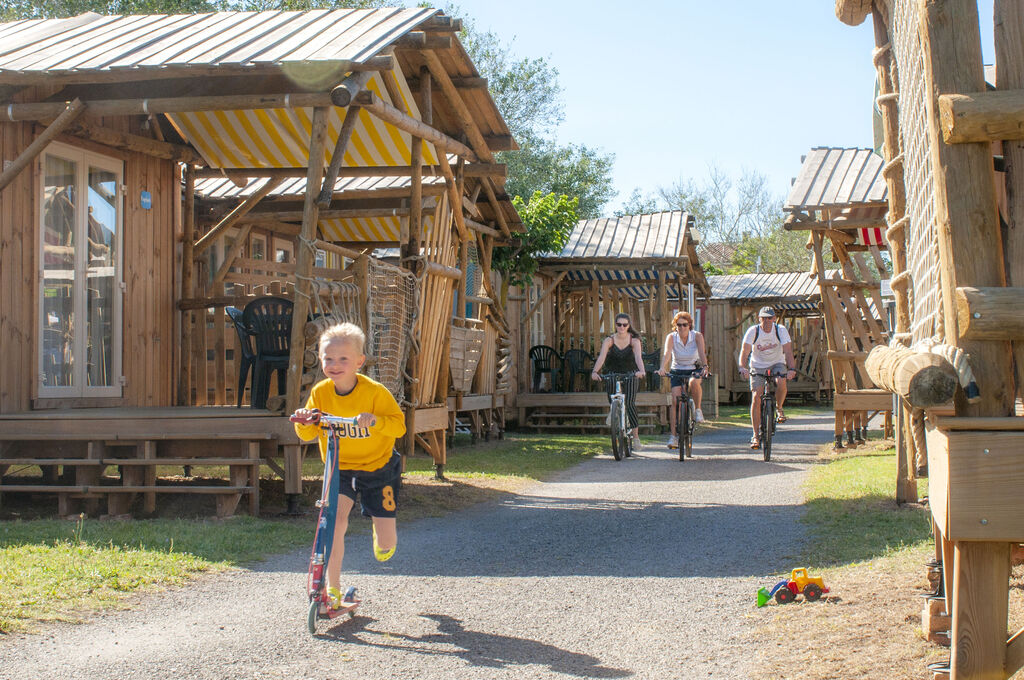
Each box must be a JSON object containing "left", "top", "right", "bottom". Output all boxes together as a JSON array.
[
  {"left": 643, "top": 350, "right": 662, "bottom": 391},
  {"left": 226, "top": 306, "right": 256, "bottom": 407},
  {"left": 242, "top": 296, "right": 293, "bottom": 409},
  {"left": 528, "top": 345, "right": 561, "bottom": 392},
  {"left": 561, "top": 349, "right": 593, "bottom": 392}
]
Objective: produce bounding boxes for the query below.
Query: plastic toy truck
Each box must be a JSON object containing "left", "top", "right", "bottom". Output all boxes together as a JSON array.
[{"left": 756, "top": 568, "right": 829, "bottom": 606}]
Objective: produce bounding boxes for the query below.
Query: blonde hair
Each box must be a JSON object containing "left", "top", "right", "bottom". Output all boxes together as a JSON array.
[
  {"left": 672, "top": 311, "right": 694, "bottom": 330},
  {"left": 318, "top": 322, "right": 366, "bottom": 355}
]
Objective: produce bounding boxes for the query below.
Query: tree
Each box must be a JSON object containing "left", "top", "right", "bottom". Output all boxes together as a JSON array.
[
  {"left": 453, "top": 6, "right": 616, "bottom": 218},
  {"left": 492, "top": 191, "right": 578, "bottom": 305},
  {"left": 656, "top": 166, "right": 810, "bottom": 274},
  {"left": 614, "top": 187, "right": 660, "bottom": 218}
]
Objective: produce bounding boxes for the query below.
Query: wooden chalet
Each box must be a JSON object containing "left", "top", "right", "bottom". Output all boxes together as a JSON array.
[
  {"left": 783, "top": 147, "right": 894, "bottom": 449},
  {"left": 837, "top": 1, "right": 1024, "bottom": 677},
  {"left": 705, "top": 272, "right": 830, "bottom": 404},
  {"left": 0, "top": 7, "right": 522, "bottom": 517},
  {"left": 515, "top": 210, "right": 711, "bottom": 430}
]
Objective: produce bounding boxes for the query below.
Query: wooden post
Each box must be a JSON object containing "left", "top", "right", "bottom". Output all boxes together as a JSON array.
[
  {"left": 178, "top": 165, "right": 196, "bottom": 406},
  {"left": 864, "top": 345, "right": 957, "bottom": 407},
  {"left": 995, "top": 0, "right": 1024, "bottom": 402},
  {"left": 919, "top": 2, "right": 1015, "bottom": 678},
  {"left": 919, "top": 0, "right": 1013, "bottom": 417},
  {"left": 284, "top": 106, "right": 330, "bottom": 415},
  {"left": 0, "top": 99, "right": 85, "bottom": 193}
]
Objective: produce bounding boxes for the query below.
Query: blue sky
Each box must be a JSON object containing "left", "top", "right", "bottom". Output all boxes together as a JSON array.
[{"left": 450, "top": 0, "right": 998, "bottom": 216}]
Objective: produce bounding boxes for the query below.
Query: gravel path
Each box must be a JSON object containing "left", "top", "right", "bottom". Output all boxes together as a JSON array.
[{"left": 1, "top": 412, "right": 832, "bottom": 680}]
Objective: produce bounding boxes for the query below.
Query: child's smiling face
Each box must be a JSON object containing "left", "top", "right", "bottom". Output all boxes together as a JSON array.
[{"left": 320, "top": 337, "right": 365, "bottom": 389}]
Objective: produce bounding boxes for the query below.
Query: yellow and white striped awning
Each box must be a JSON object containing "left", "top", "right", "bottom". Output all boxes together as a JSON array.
[{"left": 167, "top": 69, "right": 438, "bottom": 170}]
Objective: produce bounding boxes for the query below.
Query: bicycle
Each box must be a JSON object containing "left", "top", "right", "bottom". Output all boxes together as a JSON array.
[
  {"left": 672, "top": 367, "right": 708, "bottom": 462},
  {"left": 757, "top": 369, "right": 784, "bottom": 462},
  {"left": 597, "top": 372, "right": 635, "bottom": 461}
]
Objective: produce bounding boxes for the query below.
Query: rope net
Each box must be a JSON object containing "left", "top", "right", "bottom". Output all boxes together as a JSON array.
[
  {"left": 891, "top": 0, "right": 944, "bottom": 345},
  {"left": 365, "top": 257, "right": 417, "bottom": 402}
]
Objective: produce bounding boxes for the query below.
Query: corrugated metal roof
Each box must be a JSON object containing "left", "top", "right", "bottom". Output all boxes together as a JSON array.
[
  {"left": 0, "top": 9, "right": 437, "bottom": 72},
  {"left": 784, "top": 147, "right": 887, "bottom": 211},
  {"left": 552, "top": 211, "right": 691, "bottom": 259},
  {"left": 708, "top": 272, "right": 820, "bottom": 302}
]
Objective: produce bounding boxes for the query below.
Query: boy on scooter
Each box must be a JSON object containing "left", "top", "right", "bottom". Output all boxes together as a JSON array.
[{"left": 293, "top": 322, "right": 406, "bottom": 611}]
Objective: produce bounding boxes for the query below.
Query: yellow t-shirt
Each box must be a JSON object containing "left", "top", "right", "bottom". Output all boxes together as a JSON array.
[{"left": 293, "top": 374, "right": 406, "bottom": 472}]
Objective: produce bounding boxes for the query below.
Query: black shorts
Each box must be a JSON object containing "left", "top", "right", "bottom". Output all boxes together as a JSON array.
[
  {"left": 338, "top": 452, "right": 402, "bottom": 518},
  {"left": 669, "top": 368, "right": 701, "bottom": 389}
]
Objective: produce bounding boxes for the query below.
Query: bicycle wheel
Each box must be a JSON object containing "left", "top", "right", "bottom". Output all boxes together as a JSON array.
[
  {"left": 761, "top": 394, "right": 774, "bottom": 462},
  {"left": 610, "top": 401, "right": 624, "bottom": 461},
  {"left": 685, "top": 398, "right": 696, "bottom": 458},
  {"left": 677, "top": 397, "right": 689, "bottom": 462}
]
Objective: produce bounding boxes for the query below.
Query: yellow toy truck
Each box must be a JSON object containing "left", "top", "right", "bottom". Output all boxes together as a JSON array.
[{"left": 756, "top": 568, "right": 829, "bottom": 606}]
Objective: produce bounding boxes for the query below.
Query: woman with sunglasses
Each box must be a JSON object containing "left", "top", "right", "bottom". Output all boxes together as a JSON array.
[
  {"left": 590, "top": 313, "right": 646, "bottom": 448},
  {"left": 656, "top": 311, "right": 709, "bottom": 449}
]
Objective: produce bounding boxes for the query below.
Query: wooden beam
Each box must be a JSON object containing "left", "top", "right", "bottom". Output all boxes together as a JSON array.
[
  {"left": 0, "top": 98, "right": 85, "bottom": 193},
  {"left": 0, "top": 58, "right": 394, "bottom": 88},
  {"left": 1008, "top": 626, "right": 1024, "bottom": 677},
  {"left": 194, "top": 163, "right": 503, "bottom": 180},
  {"left": 353, "top": 90, "right": 477, "bottom": 161},
  {"left": 193, "top": 178, "right": 282, "bottom": 256},
  {"left": 438, "top": 152, "right": 469, "bottom": 241},
  {"left": 956, "top": 286, "right": 1024, "bottom": 340},
  {"left": 317, "top": 102, "right": 364, "bottom": 206},
  {"left": 422, "top": 50, "right": 494, "bottom": 163},
  {"left": 521, "top": 271, "right": 568, "bottom": 323},
  {"left": 951, "top": 541, "right": 1011, "bottom": 678},
  {"left": 939, "top": 90, "right": 1024, "bottom": 143},
  {"left": 483, "top": 135, "right": 517, "bottom": 151},
  {"left": 407, "top": 76, "right": 488, "bottom": 91},
  {"left": 864, "top": 345, "right": 957, "bottom": 408},
  {"left": 212, "top": 223, "right": 255, "bottom": 287},
  {"left": 64, "top": 122, "right": 202, "bottom": 163},
  {"left": 178, "top": 165, "right": 196, "bottom": 406},
  {"left": 328, "top": 70, "right": 372, "bottom": 108},
  {"left": 481, "top": 178, "right": 512, "bottom": 238},
  {"left": 2, "top": 92, "right": 333, "bottom": 122},
  {"left": 285, "top": 106, "right": 330, "bottom": 414},
  {"left": 394, "top": 33, "right": 452, "bottom": 50},
  {"left": 240, "top": 206, "right": 431, "bottom": 223},
  {"left": 417, "top": 15, "right": 463, "bottom": 32},
  {"left": 464, "top": 216, "right": 502, "bottom": 238}
]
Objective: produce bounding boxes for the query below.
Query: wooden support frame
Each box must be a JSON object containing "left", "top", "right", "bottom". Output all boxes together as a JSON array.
[
  {"left": 194, "top": 178, "right": 283, "bottom": 257},
  {"left": 0, "top": 98, "right": 85, "bottom": 192},
  {"left": 353, "top": 90, "right": 477, "bottom": 161}
]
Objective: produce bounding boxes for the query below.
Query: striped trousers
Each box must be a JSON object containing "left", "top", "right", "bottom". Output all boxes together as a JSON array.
[{"left": 602, "top": 373, "right": 639, "bottom": 430}]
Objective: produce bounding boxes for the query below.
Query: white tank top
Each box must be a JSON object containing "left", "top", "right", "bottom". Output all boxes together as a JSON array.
[{"left": 670, "top": 330, "right": 699, "bottom": 370}]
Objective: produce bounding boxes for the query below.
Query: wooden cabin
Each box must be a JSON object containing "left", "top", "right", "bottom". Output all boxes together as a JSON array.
[
  {"left": 783, "top": 147, "right": 894, "bottom": 449},
  {"left": 515, "top": 210, "right": 712, "bottom": 430},
  {"left": 836, "top": 1, "right": 1024, "bottom": 678},
  {"left": 0, "top": 7, "right": 522, "bottom": 517},
  {"left": 705, "top": 272, "right": 830, "bottom": 404}
]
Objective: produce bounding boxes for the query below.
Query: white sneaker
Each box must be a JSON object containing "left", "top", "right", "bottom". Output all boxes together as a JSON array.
[
  {"left": 605, "top": 412, "right": 612, "bottom": 426},
  {"left": 667, "top": 435, "right": 679, "bottom": 449},
  {"left": 632, "top": 430, "right": 641, "bottom": 447},
  {"left": 695, "top": 409, "right": 705, "bottom": 423}
]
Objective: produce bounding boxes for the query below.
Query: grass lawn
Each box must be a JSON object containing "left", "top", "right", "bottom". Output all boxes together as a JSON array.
[{"left": 0, "top": 432, "right": 606, "bottom": 633}]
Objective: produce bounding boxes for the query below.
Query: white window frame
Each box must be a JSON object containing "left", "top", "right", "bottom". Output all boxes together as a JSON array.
[{"left": 37, "top": 142, "right": 124, "bottom": 398}]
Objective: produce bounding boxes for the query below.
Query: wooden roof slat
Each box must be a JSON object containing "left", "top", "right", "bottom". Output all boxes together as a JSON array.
[
  {"left": 786, "top": 147, "right": 829, "bottom": 209},
  {"left": 132, "top": 13, "right": 256, "bottom": 67},
  {"left": 821, "top": 148, "right": 860, "bottom": 205},
  {"left": 72, "top": 14, "right": 202, "bottom": 70},
  {"left": 175, "top": 12, "right": 290, "bottom": 66},
  {"left": 804, "top": 147, "right": 844, "bottom": 207}
]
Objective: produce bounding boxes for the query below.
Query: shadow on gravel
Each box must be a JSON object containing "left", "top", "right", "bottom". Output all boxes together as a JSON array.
[{"left": 321, "top": 613, "right": 631, "bottom": 677}]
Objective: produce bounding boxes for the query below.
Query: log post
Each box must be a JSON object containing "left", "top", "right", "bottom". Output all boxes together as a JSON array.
[
  {"left": 178, "top": 165, "right": 196, "bottom": 406},
  {"left": 284, "top": 106, "right": 329, "bottom": 415},
  {"left": 994, "top": 0, "right": 1024, "bottom": 402},
  {"left": 0, "top": 98, "right": 85, "bottom": 193},
  {"left": 864, "top": 345, "right": 957, "bottom": 407}
]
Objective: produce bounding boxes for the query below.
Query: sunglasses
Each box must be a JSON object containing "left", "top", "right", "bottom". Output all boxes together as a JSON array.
[
  {"left": 676, "top": 322, "right": 689, "bottom": 327},
  {"left": 615, "top": 322, "right": 629, "bottom": 327}
]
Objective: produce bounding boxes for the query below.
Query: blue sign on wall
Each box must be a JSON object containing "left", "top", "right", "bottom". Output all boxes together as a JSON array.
[{"left": 140, "top": 190, "right": 152, "bottom": 210}]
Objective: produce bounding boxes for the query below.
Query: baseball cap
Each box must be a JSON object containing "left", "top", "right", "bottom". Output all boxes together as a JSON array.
[{"left": 758, "top": 306, "right": 776, "bottom": 318}]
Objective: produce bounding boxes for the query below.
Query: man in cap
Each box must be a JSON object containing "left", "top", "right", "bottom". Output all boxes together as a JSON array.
[{"left": 738, "top": 307, "right": 797, "bottom": 449}]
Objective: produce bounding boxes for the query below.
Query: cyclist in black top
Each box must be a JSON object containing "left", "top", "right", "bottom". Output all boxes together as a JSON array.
[{"left": 591, "top": 313, "right": 646, "bottom": 447}]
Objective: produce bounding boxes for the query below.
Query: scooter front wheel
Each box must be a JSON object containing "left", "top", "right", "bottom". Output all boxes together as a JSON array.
[{"left": 307, "top": 599, "right": 319, "bottom": 635}]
